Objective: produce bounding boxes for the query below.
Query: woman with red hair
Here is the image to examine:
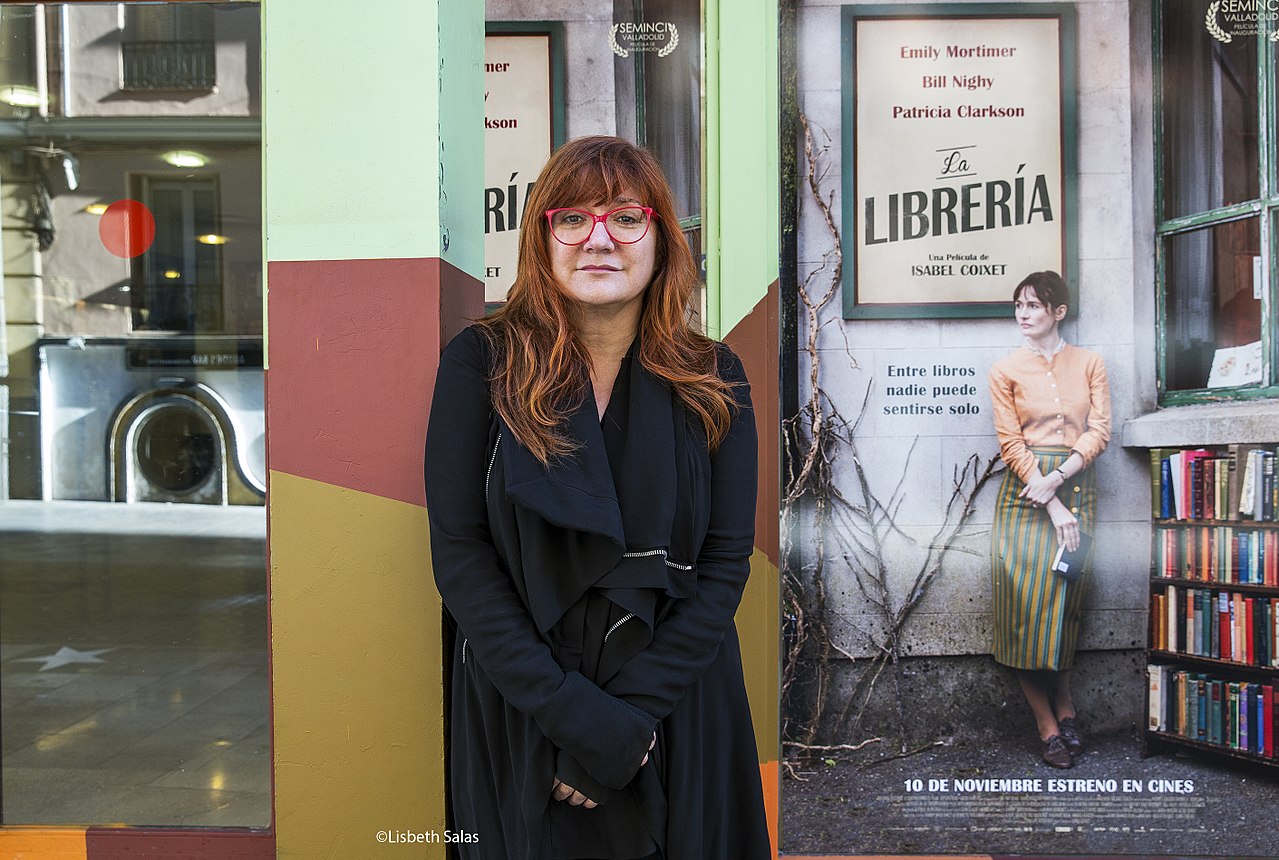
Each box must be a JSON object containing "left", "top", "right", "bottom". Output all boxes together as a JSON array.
[{"left": 425, "top": 136, "right": 769, "bottom": 859}]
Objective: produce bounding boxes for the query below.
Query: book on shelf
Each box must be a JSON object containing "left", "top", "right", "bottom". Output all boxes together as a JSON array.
[
  {"left": 1150, "top": 447, "right": 1177, "bottom": 518},
  {"left": 1267, "top": 687, "right": 1276, "bottom": 759},
  {"left": 1152, "top": 445, "right": 1278, "bottom": 522},
  {"left": 1148, "top": 664, "right": 1167, "bottom": 732},
  {"left": 1209, "top": 679, "right": 1222, "bottom": 745},
  {"left": 1152, "top": 585, "right": 1279, "bottom": 667},
  {"left": 1153, "top": 524, "right": 1278, "bottom": 586},
  {"left": 1152, "top": 665, "right": 1278, "bottom": 759},
  {"left": 1240, "top": 448, "right": 1277, "bottom": 520}
]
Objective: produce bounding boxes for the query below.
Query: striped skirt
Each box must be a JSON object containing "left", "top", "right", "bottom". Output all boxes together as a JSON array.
[{"left": 991, "top": 447, "right": 1096, "bottom": 670}]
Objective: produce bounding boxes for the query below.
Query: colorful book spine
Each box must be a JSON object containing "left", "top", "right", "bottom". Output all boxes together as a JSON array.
[
  {"left": 1263, "top": 453, "right": 1275, "bottom": 521},
  {"left": 1261, "top": 684, "right": 1272, "bottom": 755},
  {"left": 1191, "top": 459, "right": 1205, "bottom": 521},
  {"left": 1150, "top": 448, "right": 1172, "bottom": 518},
  {"left": 1153, "top": 445, "right": 1279, "bottom": 522},
  {"left": 1209, "top": 679, "right": 1223, "bottom": 745},
  {"left": 1148, "top": 664, "right": 1166, "bottom": 731}
]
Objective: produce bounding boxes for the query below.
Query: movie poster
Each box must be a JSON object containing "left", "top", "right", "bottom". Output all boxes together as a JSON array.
[
  {"left": 781, "top": 2, "right": 1279, "bottom": 858},
  {"left": 483, "top": 30, "right": 556, "bottom": 303},
  {"left": 847, "top": 13, "right": 1072, "bottom": 317}
]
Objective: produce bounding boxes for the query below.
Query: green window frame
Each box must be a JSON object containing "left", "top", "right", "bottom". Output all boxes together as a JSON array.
[{"left": 1153, "top": 0, "right": 1278, "bottom": 405}]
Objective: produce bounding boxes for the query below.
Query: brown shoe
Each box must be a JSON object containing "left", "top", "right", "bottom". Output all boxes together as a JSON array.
[
  {"left": 1040, "top": 734, "right": 1073, "bottom": 768},
  {"left": 1057, "top": 717, "right": 1084, "bottom": 757}
]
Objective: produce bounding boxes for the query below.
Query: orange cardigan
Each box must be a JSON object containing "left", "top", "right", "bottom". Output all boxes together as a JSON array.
[{"left": 988, "top": 343, "right": 1111, "bottom": 483}]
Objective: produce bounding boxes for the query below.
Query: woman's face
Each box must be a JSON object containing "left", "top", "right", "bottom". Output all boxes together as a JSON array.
[
  {"left": 1014, "top": 285, "right": 1066, "bottom": 339},
  {"left": 548, "top": 192, "right": 658, "bottom": 317}
]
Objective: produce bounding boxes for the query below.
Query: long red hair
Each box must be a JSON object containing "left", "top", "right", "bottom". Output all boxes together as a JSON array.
[{"left": 475, "top": 135, "right": 735, "bottom": 465}]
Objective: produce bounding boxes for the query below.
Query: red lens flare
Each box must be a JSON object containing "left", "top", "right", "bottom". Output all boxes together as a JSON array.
[{"left": 98, "top": 199, "right": 156, "bottom": 258}]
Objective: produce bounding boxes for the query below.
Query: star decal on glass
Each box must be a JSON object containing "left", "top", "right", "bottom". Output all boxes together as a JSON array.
[{"left": 13, "top": 646, "right": 113, "bottom": 672}]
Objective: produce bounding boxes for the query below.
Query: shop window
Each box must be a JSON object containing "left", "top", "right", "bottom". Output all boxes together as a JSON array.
[
  {"left": 133, "top": 175, "right": 225, "bottom": 332},
  {"left": 122, "top": 5, "right": 216, "bottom": 91},
  {"left": 614, "top": 0, "right": 703, "bottom": 274},
  {"left": 0, "top": 2, "right": 266, "bottom": 828},
  {"left": 1154, "top": 0, "right": 1277, "bottom": 401},
  {"left": 0, "top": 7, "right": 40, "bottom": 115}
]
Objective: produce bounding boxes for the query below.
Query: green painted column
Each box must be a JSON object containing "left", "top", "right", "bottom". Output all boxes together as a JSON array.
[
  {"left": 263, "top": 2, "right": 482, "bottom": 268},
  {"left": 705, "top": 0, "right": 780, "bottom": 339},
  {"left": 705, "top": 0, "right": 781, "bottom": 854}
]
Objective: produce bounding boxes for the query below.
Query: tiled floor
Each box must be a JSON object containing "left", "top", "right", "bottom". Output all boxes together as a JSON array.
[{"left": 0, "top": 501, "right": 270, "bottom": 827}]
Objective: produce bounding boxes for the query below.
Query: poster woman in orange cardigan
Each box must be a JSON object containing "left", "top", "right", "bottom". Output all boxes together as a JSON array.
[{"left": 988, "top": 271, "right": 1111, "bottom": 769}]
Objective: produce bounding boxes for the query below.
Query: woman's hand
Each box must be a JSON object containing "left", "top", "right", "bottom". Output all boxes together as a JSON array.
[
  {"left": 550, "top": 732, "right": 654, "bottom": 809},
  {"left": 551, "top": 778, "right": 598, "bottom": 809},
  {"left": 1046, "top": 498, "right": 1080, "bottom": 552},
  {"left": 1018, "top": 468, "right": 1064, "bottom": 507},
  {"left": 640, "top": 730, "right": 656, "bottom": 766}
]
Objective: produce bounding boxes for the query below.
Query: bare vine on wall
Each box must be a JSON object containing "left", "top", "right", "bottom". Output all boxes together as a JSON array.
[{"left": 782, "top": 115, "right": 1003, "bottom": 771}]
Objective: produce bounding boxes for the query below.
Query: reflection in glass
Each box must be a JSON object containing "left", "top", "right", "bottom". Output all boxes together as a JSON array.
[
  {"left": 1, "top": 3, "right": 266, "bottom": 827},
  {"left": 1163, "top": 217, "right": 1262, "bottom": 391},
  {"left": 135, "top": 404, "right": 218, "bottom": 493},
  {"left": 1159, "top": 0, "right": 1259, "bottom": 221},
  {"left": 122, "top": 5, "right": 217, "bottom": 92},
  {"left": 613, "top": 0, "right": 703, "bottom": 268}
]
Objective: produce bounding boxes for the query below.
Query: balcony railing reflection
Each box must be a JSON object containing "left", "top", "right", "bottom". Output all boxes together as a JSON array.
[{"left": 122, "top": 40, "right": 216, "bottom": 91}]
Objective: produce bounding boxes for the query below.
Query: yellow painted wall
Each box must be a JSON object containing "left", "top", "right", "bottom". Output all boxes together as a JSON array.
[{"left": 270, "top": 472, "right": 445, "bottom": 856}]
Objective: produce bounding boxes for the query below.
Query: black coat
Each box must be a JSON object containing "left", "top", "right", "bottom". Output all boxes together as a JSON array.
[{"left": 424, "top": 326, "right": 770, "bottom": 860}]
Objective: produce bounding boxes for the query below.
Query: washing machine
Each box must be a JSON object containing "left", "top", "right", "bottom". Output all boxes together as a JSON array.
[{"left": 39, "top": 336, "right": 265, "bottom": 505}]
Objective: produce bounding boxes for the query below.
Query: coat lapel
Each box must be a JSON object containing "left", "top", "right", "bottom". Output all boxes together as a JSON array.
[
  {"left": 496, "top": 343, "right": 687, "bottom": 635},
  {"left": 500, "top": 391, "right": 625, "bottom": 547}
]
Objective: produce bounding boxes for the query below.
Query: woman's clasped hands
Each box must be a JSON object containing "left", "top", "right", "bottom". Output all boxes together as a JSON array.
[
  {"left": 1017, "top": 468, "right": 1063, "bottom": 508},
  {"left": 550, "top": 731, "right": 658, "bottom": 809},
  {"left": 1017, "top": 469, "right": 1080, "bottom": 552}
]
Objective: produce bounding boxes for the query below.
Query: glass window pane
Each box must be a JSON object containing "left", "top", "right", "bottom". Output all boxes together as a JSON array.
[
  {"left": 1159, "top": 0, "right": 1259, "bottom": 221},
  {"left": 1, "top": 2, "right": 266, "bottom": 827},
  {"left": 637, "top": 0, "right": 702, "bottom": 225},
  {"left": 1163, "top": 216, "right": 1263, "bottom": 391},
  {"left": 0, "top": 7, "right": 40, "bottom": 118}
]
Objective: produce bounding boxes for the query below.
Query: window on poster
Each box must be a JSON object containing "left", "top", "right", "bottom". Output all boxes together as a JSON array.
[{"left": 1155, "top": 0, "right": 1275, "bottom": 400}]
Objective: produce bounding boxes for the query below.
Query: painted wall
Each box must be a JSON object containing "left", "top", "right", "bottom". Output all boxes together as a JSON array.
[
  {"left": 793, "top": 0, "right": 1155, "bottom": 734},
  {"left": 264, "top": 2, "right": 483, "bottom": 857},
  {"left": 707, "top": 0, "right": 781, "bottom": 853}
]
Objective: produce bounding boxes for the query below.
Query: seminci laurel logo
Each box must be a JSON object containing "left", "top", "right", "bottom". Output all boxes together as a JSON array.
[
  {"left": 1204, "top": 0, "right": 1279, "bottom": 42},
  {"left": 609, "top": 21, "right": 679, "bottom": 58}
]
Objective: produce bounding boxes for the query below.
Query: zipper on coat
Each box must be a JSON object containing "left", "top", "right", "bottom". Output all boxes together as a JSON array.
[
  {"left": 604, "top": 613, "right": 635, "bottom": 643},
  {"left": 485, "top": 431, "right": 502, "bottom": 502},
  {"left": 621, "top": 548, "right": 693, "bottom": 571},
  {"left": 461, "top": 638, "right": 468, "bottom": 664}
]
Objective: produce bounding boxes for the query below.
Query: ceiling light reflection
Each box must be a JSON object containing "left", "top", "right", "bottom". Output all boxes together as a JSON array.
[{"left": 162, "top": 150, "right": 208, "bottom": 168}]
